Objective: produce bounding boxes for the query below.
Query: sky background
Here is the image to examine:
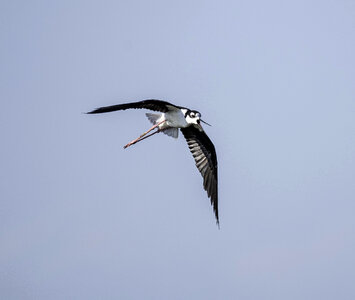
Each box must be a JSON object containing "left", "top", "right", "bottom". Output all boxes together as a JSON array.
[{"left": 1, "top": 0, "right": 355, "bottom": 299}]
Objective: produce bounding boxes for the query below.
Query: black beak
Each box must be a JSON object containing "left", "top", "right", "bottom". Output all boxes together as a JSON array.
[{"left": 200, "top": 119, "right": 212, "bottom": 126}]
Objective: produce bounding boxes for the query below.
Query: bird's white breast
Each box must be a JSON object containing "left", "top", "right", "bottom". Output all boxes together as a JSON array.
[{"left": 160, "top": 110, "right": 188, "bottom": 129}]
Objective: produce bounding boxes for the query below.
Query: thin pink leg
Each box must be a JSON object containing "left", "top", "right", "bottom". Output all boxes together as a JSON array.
[
  {"left": 123, "top": 129, "right": 161, "bottom": 148},
  {"left": 123, "top": 120, "right": 166, "bottom": 149}
]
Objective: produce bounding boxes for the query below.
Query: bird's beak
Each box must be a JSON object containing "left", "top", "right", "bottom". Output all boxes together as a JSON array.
[{"left": 200, "top": 119, "right": 212, "bottom": 126}]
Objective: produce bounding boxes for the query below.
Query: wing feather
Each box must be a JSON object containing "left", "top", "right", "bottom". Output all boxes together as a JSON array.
[
  {"left": 181, "top": 126, "right": 219, "bottom": 225},
  {"left": 87, "top": 99, "right": 180, "bottom": 114}
]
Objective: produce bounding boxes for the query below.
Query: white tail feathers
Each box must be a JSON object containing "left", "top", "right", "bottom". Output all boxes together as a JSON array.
[
  {"left": 146, "top": 113, "right": 161, "bottom": 125},
  {"left": 162, "top": 128, "right": 179, "bottom": 138},
  {"left": 145, "top": 113, "right": 178, "bottom": 139}
]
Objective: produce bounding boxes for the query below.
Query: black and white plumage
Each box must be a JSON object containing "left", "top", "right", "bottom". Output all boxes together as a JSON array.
[{"left": 87, "top": 99, "right": 219, "bottom": 225}]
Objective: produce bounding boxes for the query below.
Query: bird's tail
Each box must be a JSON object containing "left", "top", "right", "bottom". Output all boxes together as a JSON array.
[
  {"left": 145, "top": 113, "right": 178, "bottom": 138},
  {"left": 145, "top": 113, "right": 162, "bottom": 125}
]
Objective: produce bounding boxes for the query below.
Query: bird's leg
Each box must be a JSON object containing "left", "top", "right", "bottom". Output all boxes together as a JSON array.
[
  {"left": 124, "top": 129, "right": 161, "bottom": 148},
  {"left": 123, "top": 120, "right": 166, "bottom": 149}
]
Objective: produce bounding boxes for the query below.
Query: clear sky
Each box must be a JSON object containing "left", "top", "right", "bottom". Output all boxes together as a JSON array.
[{"left": 1, "top": 0, "right": 354, "bottom": 299}]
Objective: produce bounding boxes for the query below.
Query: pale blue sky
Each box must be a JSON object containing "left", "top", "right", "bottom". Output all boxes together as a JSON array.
[{"left": 1, "top": 0, "right": 354, "bottom": 299}]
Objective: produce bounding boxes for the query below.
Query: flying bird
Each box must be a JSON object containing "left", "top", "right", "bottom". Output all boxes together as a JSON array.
[{"left": 87, "top": 99, "right": 219, "bottom": 225}]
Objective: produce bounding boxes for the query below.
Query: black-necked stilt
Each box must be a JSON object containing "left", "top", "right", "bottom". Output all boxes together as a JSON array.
[{"left": 88, "top": 99, "right": 219, "bottom": 226}]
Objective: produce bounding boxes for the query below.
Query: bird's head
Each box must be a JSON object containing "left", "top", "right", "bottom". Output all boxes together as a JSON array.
[{"left": 185, "top": 110, "right": 211, "bottom": 128}]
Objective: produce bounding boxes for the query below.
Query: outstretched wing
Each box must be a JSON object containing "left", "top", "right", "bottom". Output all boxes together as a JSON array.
[
  {"left": 87, "top": 99, "right": 180, "bottom": 114},
  {"left": 180, "top": 125, "right": 219, "bottom": 226}
]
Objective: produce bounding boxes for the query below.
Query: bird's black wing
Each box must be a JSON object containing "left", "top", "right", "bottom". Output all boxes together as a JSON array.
[
  {"left": 87, "top": 99, "right": 180, "bottom": 114},
  {"left": 180, "top": 125, "right": 219, "bottom": 225}
]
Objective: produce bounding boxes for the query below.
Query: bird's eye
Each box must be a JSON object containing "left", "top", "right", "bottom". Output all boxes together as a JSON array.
[{"left": 190, "top": 112, "right": 195, "bottom": 118}]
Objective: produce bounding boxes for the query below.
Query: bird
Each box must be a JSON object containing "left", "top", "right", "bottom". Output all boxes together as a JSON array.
[{"left": 87, "top": 99, "right": 219, "bottom": 226}]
